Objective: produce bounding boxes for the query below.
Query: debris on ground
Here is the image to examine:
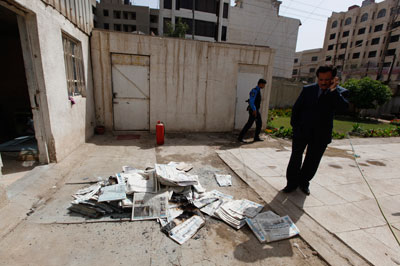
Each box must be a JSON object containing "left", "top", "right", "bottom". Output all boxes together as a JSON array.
[
  {"left": 246, "top": 211, "right": 300, "bottom": 243},
  {"left": 68, "top": 162, "right": 299, "bottom": 244},
  {"left": 214, "top": 174, "right": 232, "bottom": 187}
]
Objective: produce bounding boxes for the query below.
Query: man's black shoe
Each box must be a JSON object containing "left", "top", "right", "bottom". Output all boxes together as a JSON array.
[
  {"left": 253, "top": 138, "right": 263, "bottom": 142},
  {"left": 281, "top": 185, "right": 297, "bottom": 193},
  {"left": 299, "top": 185, "right": 310, "bottom": 196},
  {"left": 238, "top": 138, "right": 246, "bottom": 143}
]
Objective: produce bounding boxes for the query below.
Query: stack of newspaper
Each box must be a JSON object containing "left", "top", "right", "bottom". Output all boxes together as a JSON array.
[
  {"left": 155, "top": 164, "right": 198, "bottom": 187},
  {"left": 215, "top": 199, "right": 264, "bottom": 229},
  {"left": 246, "top": 211, "right": 300, "bottom": 243}
]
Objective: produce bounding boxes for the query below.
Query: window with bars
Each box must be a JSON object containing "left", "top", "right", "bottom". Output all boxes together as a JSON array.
[{"left": 62, "top": 34, "right": 85, "bottom": 97}]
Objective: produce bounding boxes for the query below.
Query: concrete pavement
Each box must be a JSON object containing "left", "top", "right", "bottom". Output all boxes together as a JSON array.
[
  {"left": 218, "top": 136, "right": 400, "bottom": 266},
  {"left": 0, "top": 133, "right": 326, "bottom": 266}
]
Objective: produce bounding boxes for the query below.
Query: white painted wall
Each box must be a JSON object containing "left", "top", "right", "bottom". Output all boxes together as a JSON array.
[
  {"left": 9, "top": 0, "right": 96, "bottom": 162},
  {"left": 228, "top": 0, "right": 300, "bottom": 79},
  {"left": 91, "top": 30, "right": 275, "bottom": 132}
]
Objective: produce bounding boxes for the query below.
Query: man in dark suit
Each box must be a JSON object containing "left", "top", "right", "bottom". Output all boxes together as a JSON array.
[{"left": 282, "top": 65, "right": 349, "bottom": 195}]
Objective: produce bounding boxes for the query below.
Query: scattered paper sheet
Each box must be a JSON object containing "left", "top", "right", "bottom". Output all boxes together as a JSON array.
[
  {"left": 200, "top": 190, "right": 234, "bottom": 217},
  {"left": 98, "top": 184, "right": 126, "bottom": 202},
  {"left": 121, "top": 172, "right": 155, "bottom": 194},
  {"left": 215, "top": 174, "right": 232, "bottom": 187},
  {"left": 215, "top": 199, "right": 263, "bottom": 229},
  {"left": 246, "top": 212, "right": 300, "bottom": 243},
  {"left": 161, "top": 210, "right": 205, "bottom": 245},
  {"left": 131, "top": 192, "right": 168, "bottom": 221}
]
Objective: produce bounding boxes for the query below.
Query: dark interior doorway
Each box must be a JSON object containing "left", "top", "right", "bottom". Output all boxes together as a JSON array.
[{"left": 0, "top": 6, "right": 38, "bottom": 180}]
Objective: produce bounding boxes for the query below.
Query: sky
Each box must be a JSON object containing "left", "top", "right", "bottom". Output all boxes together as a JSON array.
[{"left": 131, "top": 0, "right": 384, "bottom": 52}]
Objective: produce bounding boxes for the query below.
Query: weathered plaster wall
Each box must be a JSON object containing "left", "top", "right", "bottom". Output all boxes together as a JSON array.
[
  {"left": 11, "top": 0, "right": 96, "bottom": 161},
  {"left": 91, "top": 30, "right": 274, "bottom": 132},
  {"left": 228, "top": 0, "right": 300, "bottom": 79}
]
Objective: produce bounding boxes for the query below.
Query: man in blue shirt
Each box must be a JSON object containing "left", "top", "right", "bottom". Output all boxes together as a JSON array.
[{"left": 238, "top": 79, "right": 267, "bottom": 143}]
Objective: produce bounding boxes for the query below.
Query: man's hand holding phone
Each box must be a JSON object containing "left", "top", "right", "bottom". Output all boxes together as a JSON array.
[{"left": 330, "top": 77, "right": 339, "bottom": 92}]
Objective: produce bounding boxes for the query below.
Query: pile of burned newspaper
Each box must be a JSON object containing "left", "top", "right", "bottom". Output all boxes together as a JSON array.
[{"left": 69, "top": 162, "right": 299, "bottom": 244}]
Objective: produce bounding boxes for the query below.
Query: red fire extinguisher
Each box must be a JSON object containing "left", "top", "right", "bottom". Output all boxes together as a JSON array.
[{"left": 156, "top": 121, "right": 165, "bottom": 145}]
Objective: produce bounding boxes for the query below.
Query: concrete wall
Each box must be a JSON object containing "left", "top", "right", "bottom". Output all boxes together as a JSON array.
[
  {"left": 8, "top": 0, "right": 96, "bottom": 162},
  {"left": 269, "top": 77, "right": 303, "bottom": 109},
  {"left": 228, "top": 0, "right": 300, "bottom": 79},
  {"left": 91, "top": 29, "right": 275, "bottom": 132}
]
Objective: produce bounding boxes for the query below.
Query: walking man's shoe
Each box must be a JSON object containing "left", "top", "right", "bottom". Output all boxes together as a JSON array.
[
  {"left": 253, "top": 137, "right": 263, "bottom": 142},
  {"left": 281, "top": 185, "right": 297, "bottom": 193}
]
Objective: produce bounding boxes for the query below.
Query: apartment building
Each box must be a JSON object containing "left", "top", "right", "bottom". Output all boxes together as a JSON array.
[
  {"left": 292, "top": 48, "right": 324, "bottom": 83},
  {"left": 322, "top": 0, "right": 400, "bottom": 85},
  {"left": 94, "top": 0, "right": 159, "bottom": 35},
  {"left": 158, "top": 0, "right": 230, "bottom": 42}
]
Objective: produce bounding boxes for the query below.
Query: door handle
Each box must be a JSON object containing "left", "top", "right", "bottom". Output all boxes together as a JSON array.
[{"left": 113, "top": 92, "right": 117, "bottom": 98}]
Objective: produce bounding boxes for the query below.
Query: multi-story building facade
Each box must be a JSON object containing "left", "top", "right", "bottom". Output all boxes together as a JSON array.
[
  {"left": 158, "top": 0, "right": 230, "bottom": 42},
  {"left": 292, "top": 48, "right": 324, "bottom": 83},
  {"left": 228, "top": 0, "right": 301, "bottom": 79},
  {"left": 94, "top": 0, "right": 159, "bottom": 35},
  {"left": 322, "top": 0, "right": 400, "bottom": 86}
]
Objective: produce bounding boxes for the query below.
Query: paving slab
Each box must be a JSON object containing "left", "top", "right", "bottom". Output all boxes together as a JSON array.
[{"left": 220, "top": 138, "right": 400, "bottom": 266}]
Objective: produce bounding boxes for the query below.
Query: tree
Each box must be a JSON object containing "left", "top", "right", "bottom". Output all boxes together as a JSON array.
[
  {"left": 342, "top": 77, "right": 392, "bottom": 111},
  {"left": 164, "top": 18, "right": 189, "bottom": 38}
]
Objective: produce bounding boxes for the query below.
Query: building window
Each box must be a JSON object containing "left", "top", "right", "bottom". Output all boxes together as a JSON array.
[
  {"left": 150, "top": 15, "right": 158, "bottom": 23},
  {"left": 390, "top": 35, "right": 400, "bottom": 43},
  {"left": 62, "top": 34, "right": 85, "bottom": 97},
  {"left": 342, "top": 30, "right": 349, "bottom": 37},
  {"left": 311, "top": 56, "right": 318, "bottom": 62},
  {"left": 221, "top": 26, "right": 227, "bottom": 41},
  {"left": 358, "top": 27, "right": 366, "bottom": 35},
  {"left": 294, "top": 58, "right": 298, "bottom": 63},
  {"left": 326, "top": 55, "right": 332, "bottom": 61},
  {"left": 104, "top": 23, "right": 109, "bottom": 29},
  {"left": 114, "top": 11, "right": 121, "bottom": 19},
  {"left": 332, "top": 20, "right": 338, "bottom": 28},
  {"left": 353, "top": 52, "right": 360, "bottom": 59},
  {"left": 371, "top": 37, "right": 380, "bottom": 45},
  {"left": 345, "top": 17, "right": 352, "bottom": 25},
  {"left": 328, "top": 44, "right": 334, "bottom": 50},
  {"left": 123, "top": 24, "right": 136, "bottom": 32},
  {"left": 123, "top": 11, "right": 129, "bottom": 20},
  {"left": 292, "top": 69, "right": 298, "bottom": 75},
  {"left": 375, "top": 24, "right": 383, "bottom": 32},
  {"left": 340, "top": 42, "right": 347, "bottom": 49},
  {"left": 164, "top": 0, "right": 172, "bottom": 9},
  {"left": 383, "top": 62, "right": 391, "bottom": 67},
  {"left": 150, "top": 28, "right": 158, "bottom": 35},
  {"left": 330, "top": 33, "right": 336, "bottom": 40},
  {"left": 361, "top": 13, "right": 368, "bottom": 22},
  {"left": 378, "top": 8, "right": 386, "bottom": 18},
  {"left": 223, "top": 3, "right": 229, "bottom": 18},
  {"left": 355, "top": 40, "right": 363, "bottom": 47},
  {"left": 338, "top": 54, "right": 345, "bottom": 60},
  {"left": 368, "top": 51, "right": 377, "bottom": 58},
  {"left": 103, "top": 9, "right": 109, "bottom": 16},
  {"left": 309, "top": 68, "right": 316, "bottom": 73},
  {"left": 114, "top": 24, "right": 121, "bottom": 31},
  {"left": 386, "top": 49, "right": 396, "bottom": 56},
  {"left": 393, "top": 21, "right": 400, "bottom": 29}
]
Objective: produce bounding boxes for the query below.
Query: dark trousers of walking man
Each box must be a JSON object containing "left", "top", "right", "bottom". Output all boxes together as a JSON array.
[{"left": 238, "top": 110, "right": 262, "bottom": 141}]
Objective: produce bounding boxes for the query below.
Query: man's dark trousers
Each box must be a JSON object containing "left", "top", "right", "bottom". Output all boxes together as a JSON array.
[
  {"left": 239, "top": 110, "right": 262, "bottom": 140},
  {"left": 286, "top": 135, "right": 327, "bottom": 188}
]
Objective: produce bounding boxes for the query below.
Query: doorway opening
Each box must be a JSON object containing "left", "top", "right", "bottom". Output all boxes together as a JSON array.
[{"left": 0, "top": 5, "right": 38, "bottom": 186}]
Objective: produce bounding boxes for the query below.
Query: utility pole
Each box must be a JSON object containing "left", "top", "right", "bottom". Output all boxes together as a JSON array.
[
  {"left": 192, "top": 0, "right": 195, "bottom": 40},
  {"left": 377, "top": 0, "right": 400, "bottom": 80}
]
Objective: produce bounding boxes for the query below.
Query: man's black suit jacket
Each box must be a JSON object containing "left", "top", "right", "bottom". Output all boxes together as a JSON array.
[{"left": 290, "top": 83, "right": 349, "bottom": 144}]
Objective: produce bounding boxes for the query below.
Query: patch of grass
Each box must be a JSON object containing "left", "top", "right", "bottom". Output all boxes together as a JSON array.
[{"left": 270, "top": 116, "right": 395, "bottom": 133}]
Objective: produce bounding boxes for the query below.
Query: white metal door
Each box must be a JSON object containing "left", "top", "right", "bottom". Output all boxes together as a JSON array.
[
  {"left": 112, "top": 54, "right": 150, "bottom": 131},
  {"left": 234, "top": 72, "right": 263, "bottom": 130}
]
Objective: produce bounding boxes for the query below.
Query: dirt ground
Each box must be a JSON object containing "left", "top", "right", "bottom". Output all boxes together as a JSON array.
[{"left": 0, "top": 132, "right": 327, "bottom": 266}]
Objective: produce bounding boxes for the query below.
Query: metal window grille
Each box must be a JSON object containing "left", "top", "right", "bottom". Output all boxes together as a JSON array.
[{"left": 62, "top": 34, "right": 85, "bottom": 97}]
